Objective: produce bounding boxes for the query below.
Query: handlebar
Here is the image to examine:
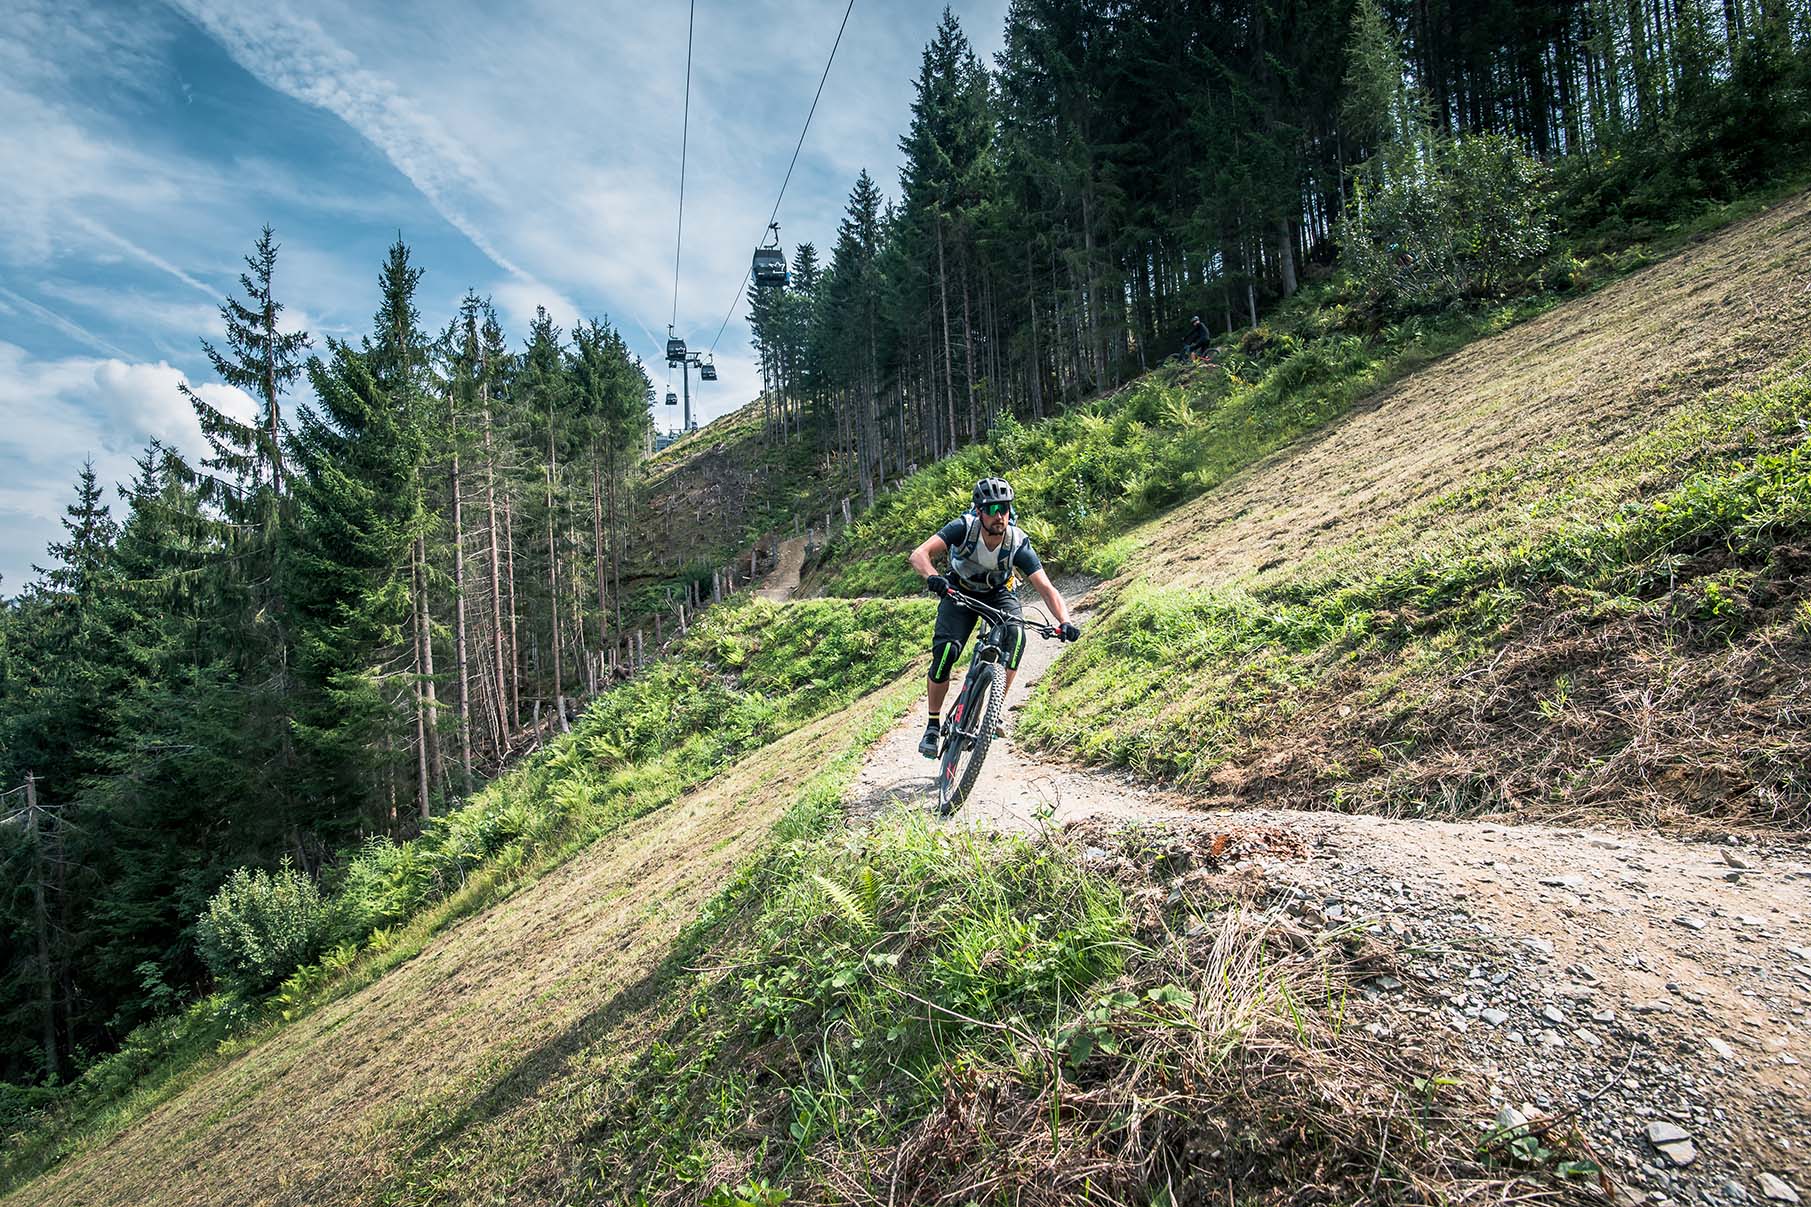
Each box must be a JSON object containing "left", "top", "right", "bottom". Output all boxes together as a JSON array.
[{"left": 941, "top": 589, "right": 1069, "bottom": 641}]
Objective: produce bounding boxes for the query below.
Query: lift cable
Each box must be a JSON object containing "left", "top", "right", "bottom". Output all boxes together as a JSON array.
[
  {"left": 670, "top": 0, "right": 696, "bottom": 330},
  {"left": 706, "top": 0, "right": 858, "bottom": 355}
]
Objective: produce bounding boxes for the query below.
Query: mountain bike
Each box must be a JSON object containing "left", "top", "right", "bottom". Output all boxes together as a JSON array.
[{"left": 933, "top": 592, "right": 1068, "bottom": 816}]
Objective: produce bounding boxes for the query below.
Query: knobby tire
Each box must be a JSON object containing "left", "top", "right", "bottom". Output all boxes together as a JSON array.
[{"left": 938, "top": 668, "right": 1003, "bottom": 816}]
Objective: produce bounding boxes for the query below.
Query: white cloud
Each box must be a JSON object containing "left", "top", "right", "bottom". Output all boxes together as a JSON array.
[
  {"left": 0, "top": 341, "right": 256, "bottom": 588},
  {"left": 71, "top": 216, "right": 217, "bottom": 298},
  {"left": 0, "top": 288, "right": 135, "bottom": 359}
]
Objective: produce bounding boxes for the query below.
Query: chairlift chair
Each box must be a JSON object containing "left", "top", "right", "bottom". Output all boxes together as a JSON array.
[{"left": 752, "top": 221, "right": 789, "bottom": 288}]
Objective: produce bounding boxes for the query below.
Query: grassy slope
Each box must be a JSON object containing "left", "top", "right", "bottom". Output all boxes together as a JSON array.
[
  {"left": 3, "top": 673, "right": 925, "bottom": 1207},
  {"left": 1019, "top": 189, "right": 1811, "bottom": 830},
  {"left": 16, "top": 191, "right": 1811, "bottom": 1207},
  {"left": 630, "top": 399, "right": 850, "bottom": 611}
]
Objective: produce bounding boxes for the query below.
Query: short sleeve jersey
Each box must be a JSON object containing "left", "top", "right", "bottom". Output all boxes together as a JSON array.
[{"left": 937, "top": 515, "right": 1042, "bottom": 585}]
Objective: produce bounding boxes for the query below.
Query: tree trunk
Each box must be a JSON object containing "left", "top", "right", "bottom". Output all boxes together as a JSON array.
[
  {"left": 450, "top": 395, "right": 473, "bottom": 795},
  {"left": 411, "top": 548, "right": 431, "bottom": 821},
  {"left": 503, "top": 487, "right": 521, "bottom": 732},
  {"left": 1277, "top": 216, "right": 1298, "bottom": 298},
  {"left": 416, "top": 535, "right": 445, "bottom": 798},
  {"left": 26, "top": 777, "right": 57, "bottom": 1078},
  {"left": 482, "top": 401, "right": 510, "bottom": 749},
  {"left": 545, "top": 407, "right": 568, "bottom": 735},
  {"left": 935, "top": 219, "right": 958, "bottom": 454}
]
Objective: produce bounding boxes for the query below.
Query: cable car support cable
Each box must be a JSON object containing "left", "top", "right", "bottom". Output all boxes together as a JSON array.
[
  {"left": 706, "top": 0, "right": 858, "bottom": 356},
  {"left": 670, "top": 0, "right": 696, "bottom": 329}
]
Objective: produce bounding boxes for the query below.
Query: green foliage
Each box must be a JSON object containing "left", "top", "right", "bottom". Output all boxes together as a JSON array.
[
  {"left": 195, "top": 862, "right": 335, "bottom": 994},
  {"left": 1344, "top": 134, "right": 1555, "bottom": 313},
  {"left": 823, "top": 295, "right": 1543, "bottom": 594},
  {"left": 0, "top": 595, "right": 928, "bottom": 1193},
  {"left": 583, "top": 811, "right": 1132, "bottom": 1192},
  {"left": 1019, "top": 373, "right": 1811, "bottom": 785}
]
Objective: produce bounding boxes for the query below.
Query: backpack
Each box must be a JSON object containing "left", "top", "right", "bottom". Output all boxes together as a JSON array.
[{"left": 948, "top": 506, "right": 1024, "bottom": 592}]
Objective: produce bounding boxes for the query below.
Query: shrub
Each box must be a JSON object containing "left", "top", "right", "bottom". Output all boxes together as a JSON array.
[
  {"left": 1343, "top": 132, "right": 1553, "bottom": 313},
  {"left": 195, "top": 861, "right": 335, "bottom": 993}
]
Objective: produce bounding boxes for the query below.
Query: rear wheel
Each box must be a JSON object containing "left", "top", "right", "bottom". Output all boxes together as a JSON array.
[{"left": 937, "top": 667, "right": 1002, "bottom": 816}]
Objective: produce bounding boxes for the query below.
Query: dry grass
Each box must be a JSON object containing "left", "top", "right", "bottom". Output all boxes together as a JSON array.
[
  {"left": 789, "top": 823, "right": 1593, "bottom": 1207},
  {"left": 0, "top": 680, "right": 918, "bottom": 1207},
  {"left": 1133, "top": 190, "right": 1811, "bottom": 595},
  {"left": 1204, "top": 579, "right": 1811, "bottom": 834}
]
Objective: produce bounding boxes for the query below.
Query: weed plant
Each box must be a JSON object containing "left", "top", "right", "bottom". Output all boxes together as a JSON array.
[
  {"left": 1018, "top": 372, "right": 1811, "bottom": 817},
  {"left": 561, "top": 818, "right": 1524, "bottom": 1204}
]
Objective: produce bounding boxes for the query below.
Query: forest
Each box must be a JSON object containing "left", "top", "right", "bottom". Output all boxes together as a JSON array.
[{"left": 4, "top": 0, "right": 1810, "bottom": 1094}]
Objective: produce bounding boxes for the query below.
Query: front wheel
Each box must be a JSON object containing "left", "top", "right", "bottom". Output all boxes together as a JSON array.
[{"left": 937, "top": 666, "right": 1003, "bottom": 816}]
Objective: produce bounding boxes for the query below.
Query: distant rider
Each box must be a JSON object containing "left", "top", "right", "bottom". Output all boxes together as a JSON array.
[
  {"left": 908, "top": 477, "right": 1079, "bottom": 758},
  {"left": 1182, "top": 314, "right": 1212, "bottom": 361}
]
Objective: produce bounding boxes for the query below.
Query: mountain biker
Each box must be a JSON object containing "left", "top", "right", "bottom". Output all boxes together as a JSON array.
[
  {"left": 909, "top": 477, "right": 1080, "bottom": 758},
  {"left": 1182, "top": 314, "right": 1212, "bottom": 360}
]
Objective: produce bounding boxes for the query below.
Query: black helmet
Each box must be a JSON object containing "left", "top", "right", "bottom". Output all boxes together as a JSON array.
[{"left": 973, "top": 476, "right": 1014, "bottom": 510}]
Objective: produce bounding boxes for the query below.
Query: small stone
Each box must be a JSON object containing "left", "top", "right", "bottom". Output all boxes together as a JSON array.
[
  {"left": 1723, "top": 1179, "right": 1750, "bottom": 1202},
  {"left": 1707, "top": 1036, "right": 1736, "bottom": 1060},
  {"left": 1676, "top": 916, "right": 1708, "bottom": 931},
  {"left": 1482, "top": 1007, "right": 1509, "bottom": 1027},
  {"left": 1542, "top": 1004, "right": 1568, "bottom": 1025},
  {"left": 1372, "top": 974, "right": 1404, "bottom": 991},
  {"left": 1524, "top": 936, "right": 1556, "bottom": 957},
  {"left": 1537, "top": 1028, "right": 1565, "bottom": 1048},
  {"left": 1758, "top": 1173, "right": 1801, "bottom": 1203},
  {"left": 1723, "top": 850, "right": 1753, "bottom": 870},
  {"left": 1646, "top": 1122, "right": 1691, "bottom": 1146},
  {"left": 1658, "top": 1138, "right": 1697, "bottom": 1166},
  {"left": 1495, "top": 1104, "right": 1531, "bottom": 1137},
  {"left": 1590, "top": 836, "right": 1623, "bottom": 849},
  {"left": 1593, "top": 1008, "right": 1616, "bottom": 1024}
]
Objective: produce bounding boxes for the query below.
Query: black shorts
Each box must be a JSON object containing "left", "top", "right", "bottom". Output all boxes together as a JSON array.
[{"left": 929, "top": 587, "right": 1024, "bottom": 683}]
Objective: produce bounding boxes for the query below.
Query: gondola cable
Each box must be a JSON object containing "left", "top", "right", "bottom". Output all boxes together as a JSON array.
[
  {"left": 670, "top": 0, "right": 696, "bottom": 330},
  {"left": 705, "top": 0, "right": 858, "bottom": 355}
]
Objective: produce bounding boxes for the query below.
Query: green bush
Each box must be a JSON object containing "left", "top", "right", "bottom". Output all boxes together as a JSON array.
[
  {"left": 195, "top": 862, "right": 335, "bottom": 993},
  {"left": 1343, "top": 133, "right": 1554, "bottom": 313}
]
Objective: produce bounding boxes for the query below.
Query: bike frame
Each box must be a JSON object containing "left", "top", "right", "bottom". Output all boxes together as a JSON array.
[{"left": 934, "top": 592, "right": 1061, "bottom": 812}]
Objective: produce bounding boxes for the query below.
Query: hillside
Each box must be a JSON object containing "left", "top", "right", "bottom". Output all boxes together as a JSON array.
[
  {"left": 8, "top": 191, "right": 1810, "bottom": 1207},
  {"left": 628, "top": 400, "right": 852, "bottom": 615}
]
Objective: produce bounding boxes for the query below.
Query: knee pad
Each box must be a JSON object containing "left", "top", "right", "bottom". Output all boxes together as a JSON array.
[
  {"left": 1002, "top": 625, "right": 1027, "bottom": 670},
  {"left": 929, "top": 640, "right": 962, "bottom": 683}
]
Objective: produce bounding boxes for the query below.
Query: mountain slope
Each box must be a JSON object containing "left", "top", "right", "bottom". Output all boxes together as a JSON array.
[
  {"left": 5, "top": 677, "right": 919, "bottom": 1207},
  {"left": 12, "top": 191, "right": 1811, "bottom": 1207}
]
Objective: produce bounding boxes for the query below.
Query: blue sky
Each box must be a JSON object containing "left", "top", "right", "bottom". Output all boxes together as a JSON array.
[{"left": 0, "top": 0, "right": 1009, "bottom": 590}]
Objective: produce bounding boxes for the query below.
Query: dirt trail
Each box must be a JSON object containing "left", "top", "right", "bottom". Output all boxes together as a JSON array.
[
  {"left": 847, "top": 613, "right": 1811, "bottom": 1204},
  {"left": 757, "top": 536, "right": 806, "bottom": 601}
]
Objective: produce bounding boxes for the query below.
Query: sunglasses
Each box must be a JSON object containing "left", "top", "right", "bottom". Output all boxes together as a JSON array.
[{"left": 981, "top": 502, "right": 1010, "bottom": 516}]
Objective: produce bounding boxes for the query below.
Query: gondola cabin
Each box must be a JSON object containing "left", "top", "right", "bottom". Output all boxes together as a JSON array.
[
  {"left": 665, "top": 336, "right": 687, "bottom": 364},
  {"left": 752, "top": 248, "right": 789, "bottom": 288},
  {"left": 699, "top": 360, "right": 718, "bottom": 381},
  {"left": 665, "top": 390, "right": 678, "bottom": 407}
]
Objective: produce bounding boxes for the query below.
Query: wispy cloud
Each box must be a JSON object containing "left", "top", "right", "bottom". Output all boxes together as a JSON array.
[
  {"left": 0, "top": 288, "right": 136, "bottom": 359},
  {"left": 71, "top": 216, "right": 218, "bottom": 298},
  {"left": 168, "top": 0, "right": 576, "bottom": 313}
]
